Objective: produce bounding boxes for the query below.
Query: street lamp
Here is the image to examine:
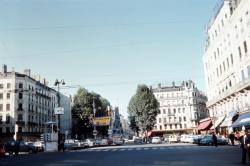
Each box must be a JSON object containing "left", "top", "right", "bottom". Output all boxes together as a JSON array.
[
  {"left": 54, "top": 79, "right": 65, "bottom": 151},
  {"left": 92, "top": 100, "right": 97, "bottom": 140}
]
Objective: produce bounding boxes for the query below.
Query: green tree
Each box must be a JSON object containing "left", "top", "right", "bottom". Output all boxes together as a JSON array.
[
  {"left": 128, "top": 114, "right": 139, "bottom": 136},
  {"left": 72, "top": 88, "right": 111, "bottom": 138},
  {"left": 128, "top": 85, "right": 160, "bottom": 139}
]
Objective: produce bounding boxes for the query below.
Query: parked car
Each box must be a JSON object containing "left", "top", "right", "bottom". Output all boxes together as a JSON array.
[
  {"left": 83, "top": 139, "right": 94, "bottom": 147},
  {"left": 64, "top": 139, "right": 80, "bottom": 150},
  {"left": 4, "top": 140, "right": 37, "bottom": 155},
  {"left": 94, "top": 139, "right": 102, "bottom": 147},
  {"left": 100, "top": 139, "right": 108, "bottom": 146},
  {"left": 33, "top": 141, "right": 44, "bottom": 152},
  {"left": 199, "top": 135, "right": 228, "bottom": 146},
  {"left": 193, "top": 135, "right": 206, "bottom": 144},
  {"left": 168, "top": 135, "right": 178, "bottom": 143},
  {"left": 152, "top": 137, "right": 161, "bottom": 144}
]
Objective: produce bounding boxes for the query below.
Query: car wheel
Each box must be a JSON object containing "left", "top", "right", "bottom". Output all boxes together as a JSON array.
[
  {"left": 14, "top": 151, "right": 18, "bottom": 155},
  {"left": 28, "top": 149, "right": 33, "bottom": 154}
]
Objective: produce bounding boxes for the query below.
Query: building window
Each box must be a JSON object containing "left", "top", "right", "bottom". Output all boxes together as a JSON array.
[
  {"left": 241, "top": 70, "right": 245, "bottom": 80},
  {"left": 168, "top": 109, "right": 171, "bottom": 114},
  {"left": 0, "top": 104, "right": 2, "bottom": 111},
  {"left": 159, "top": 125, "right": 162, "bottom": 130},
  {"left": 244, "top": 41, "right": 248, "bottom": 53},
  {"left": 18, "top": 127, "right": 22, "bottom": 133},
  {"left": 0, "top": 115, "right": 2, "bottom": 124},
  {"left": 183, "top": 117, "right": 186, "bottom": 122},
  {"left": 230, "top": 54, "right": 234, "bottom": 64},
  {"left": 178, "top": 108, "right": 181, "bottom": 113},
  {"left": 227, "top": 58, "right": 229, "bottom": 68},
  {"left": 0, "top": 84, "right": 3, "bottom": 89},
  {"left": 6, "top": 93, "right": 10, "bottom": 99},
  {"left": 7, "top": 83, "right": 11, "bottom": 89},
  {"left": 182, "top": 108, "right": 185, "bottom": 113},
  {"left": 6, "top": 115, "right": 10, "bottom": 124},
  {"left": 239, "top": 46, "right": 242, "bottom": 59},
  {"left": 18, "top": 114, "right": 23, "bottom": 121},
  {"left": 164, "top": 118, "right": 166, "bottom": 123},
  {"left": 170, "top": 124, "right": 172, "bottom": 129},
  {"left": 247, "top": 66, "right": 250, "bottom": 77},
  {"left": 0, "top": 93, "right": 3, "bottom": 100},
  {"left": 19, "top": 93, "right": 23, "bottom": 99},
  {"left": 180, "top": 124, "right": 182, "bottom": 129},
  {"left": 184, "top": 124, "right": 187, "bottom": 128},
  {"left": 6, "top": 104, "right": 10, "bottom": 111},
  {"left": 159, "top": 118, "right": 161, "bottom": 123},
  {"left": 18, "top": 103, "right": 23, "bottom": 111},
  {"left": 163, "top": 109, "right": 166, "bottom": 114},
  {"left": 175, "top": 124, "right": 177, "bottom": 129},
  {"left": 179, "top": 117, "right": 182, "bottom": 122},
  {"left": 19, "top": 83, "right": 23, "bottom": 89},
  {"left": 6, "top": 127, "right": 10, "bottom": 133},
  {"left": 173, "top": 109, "right": 176, "bottom": 114}
]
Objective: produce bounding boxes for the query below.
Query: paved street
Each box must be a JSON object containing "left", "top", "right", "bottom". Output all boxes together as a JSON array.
[{"left": 0, "top": 144, "right": 243, "bottom": 166}]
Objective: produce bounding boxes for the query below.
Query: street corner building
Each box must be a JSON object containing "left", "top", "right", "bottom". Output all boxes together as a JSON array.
[
  {"left": 0, "top": 64, "right": 72, "bottom": 144},
  {"left": 203, "top": 0, "right": 250, "bottom": 134},
  {"left": 150, "top": 81, "right": 208, "bottom": 137}
]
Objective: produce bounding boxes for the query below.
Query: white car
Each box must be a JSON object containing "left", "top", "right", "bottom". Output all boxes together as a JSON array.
[
  {"left": 168, "top": 135, "right": 178, "bottom": 143},
  {"left": 152, "top": 137, "right": 161, "bottom": 144}
]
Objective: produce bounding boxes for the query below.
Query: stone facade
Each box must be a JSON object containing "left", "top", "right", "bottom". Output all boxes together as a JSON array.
[{"left": 152, "top": 81, "right": 208, "bottom": 134}]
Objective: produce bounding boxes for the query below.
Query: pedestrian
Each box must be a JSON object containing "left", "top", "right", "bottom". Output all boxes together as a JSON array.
[
  {"left": 229, "top": 132, "right": 235, "bottom": 146},
  {"left": 240, "top": 129, "right": 250, "bottom": 165},
  {"left": 212, "top": 132, "right": 218, "bottom": 147}
]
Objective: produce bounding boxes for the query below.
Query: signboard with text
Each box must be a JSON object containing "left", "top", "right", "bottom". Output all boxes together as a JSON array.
[
  {"left": 54, "top": 107, "right": 64, "bottom": 115},
  {"left": 93, "top": 117, "right": 110, "bottom": 126}
]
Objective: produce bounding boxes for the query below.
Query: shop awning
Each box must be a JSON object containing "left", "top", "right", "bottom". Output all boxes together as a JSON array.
[
  {"left": 211, "top": 115, "right": 226, "bottom": 129},
  {"left": 197, "top": 118, "right": 212, "bottom": 131},
  {"left": 231, "top": 112, "right": 250, "bottom": 128},
  {"left": 220, "top": 111, "right": 236, "bottom": 127}
]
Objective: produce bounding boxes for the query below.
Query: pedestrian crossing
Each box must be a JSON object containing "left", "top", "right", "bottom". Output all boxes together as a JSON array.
[{"left": 73, "top": 145, "right": 233, "bottom": 153}]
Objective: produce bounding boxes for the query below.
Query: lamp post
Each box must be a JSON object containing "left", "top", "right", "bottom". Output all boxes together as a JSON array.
[
  {"left": 54, "top": 79, "right": 65, "bottom": 151},
  {"left": 92, "top": 100, "right": 97, "bottom": 140}
]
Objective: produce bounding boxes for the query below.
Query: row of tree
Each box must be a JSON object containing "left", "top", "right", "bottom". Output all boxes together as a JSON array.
[
  {"left": 72, "top": 88, "right": 110, "bottom": 139},
  {"left": 127, "top": 85, "right": 160, "bottom": 140}
]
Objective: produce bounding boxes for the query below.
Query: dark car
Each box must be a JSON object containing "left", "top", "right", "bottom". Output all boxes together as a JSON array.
[
  {"left": 199, "top": 135, "right": 228, "bottom": 146},
  {"left": 193, "top": 135, "right": 206, "bottom": 144},
  {"left": 4, "top": 140, "right": 37, "bottom": 155}
]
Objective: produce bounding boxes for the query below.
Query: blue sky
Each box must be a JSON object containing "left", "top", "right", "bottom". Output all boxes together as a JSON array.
[{"left": 0, "top": 0, "right": 218, "bottom": 117}]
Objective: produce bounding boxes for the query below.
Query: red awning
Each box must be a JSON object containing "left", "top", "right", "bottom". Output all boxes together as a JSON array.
[{"left": 197, "top": 120, "right": 212, "bottom": 131}]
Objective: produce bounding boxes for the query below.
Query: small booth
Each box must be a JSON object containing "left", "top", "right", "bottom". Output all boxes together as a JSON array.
[{"left": 43, "top": 121, "right": 58, "bottom": 152}]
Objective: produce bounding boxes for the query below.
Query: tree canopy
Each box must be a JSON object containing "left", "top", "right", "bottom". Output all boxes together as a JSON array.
[
  {"left": 72, "top": 87, "right": 111, "bottom": 138},
  {"left": 128, "top": 85, "right": 160, "bottom": 135}
]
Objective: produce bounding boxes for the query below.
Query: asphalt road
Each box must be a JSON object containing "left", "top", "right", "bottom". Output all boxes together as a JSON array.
[{"left": 0, "top": 143, "right": 243, "bottom": 166}]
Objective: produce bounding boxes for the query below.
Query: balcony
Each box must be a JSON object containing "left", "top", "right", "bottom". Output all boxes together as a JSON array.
[
  {"left": 164, "top": 121, "right": 181, "bottom": 125},
  {"left": 207, "top": 77, "right": 250, "bottom": 107},
  {"left": 16, "top": 120, "right": 25, "bottom": 125},
  {"left": 167, "top": 113, "right": 175, "bottom": 116},
  {"left": 28, "top": 121, "right": 38, "bottom": 126},
  {"left": 17, "top": 108, "right": 24, "bottom": 111}
]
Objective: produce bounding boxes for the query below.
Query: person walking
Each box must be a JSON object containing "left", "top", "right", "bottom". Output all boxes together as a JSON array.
[
  {"left": 241, "top": 129, "right": 250, "bottom": 165},
  {"left": 229, "top": 132, "right": 235, "bottom": 146},
  {"left": 212, "top": 132, "right": 218, "bottom": 147}
]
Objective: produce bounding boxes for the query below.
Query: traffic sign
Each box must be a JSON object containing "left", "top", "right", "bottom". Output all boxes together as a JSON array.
[
  {"left": 93, "top": 130, "right": 98, "bottom": 136},
  {"left": 54, "top": 107, "right": 64, "bottom": 115}
]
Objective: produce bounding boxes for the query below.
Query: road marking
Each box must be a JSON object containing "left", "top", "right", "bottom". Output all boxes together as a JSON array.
[{"left": 136, "top": 148, "right": 142, "bottom": 151}]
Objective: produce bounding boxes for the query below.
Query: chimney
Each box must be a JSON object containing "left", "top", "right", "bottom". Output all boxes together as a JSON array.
[
  {"left": 172, "top": 81, "right": 175, "bottom": 87},
  {"left": 2, "top": 64, "right": 7, "bottom": 73},
  {"left": 24, "top": 69, "right": 31, "bottom": 77},
  {"left": 158, "top": 83, "right": 161, "bottom": 88}
]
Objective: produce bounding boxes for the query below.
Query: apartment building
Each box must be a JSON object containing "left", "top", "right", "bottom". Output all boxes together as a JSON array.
[
  {"left": 0, "top": 65, "right": 71, "bottom": 141},
  {"left": 203, "top": 0, "right": 250, "bottom": 132},
  {"left": 151, "top": 81, "right": 208, "bottom": 135}
]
